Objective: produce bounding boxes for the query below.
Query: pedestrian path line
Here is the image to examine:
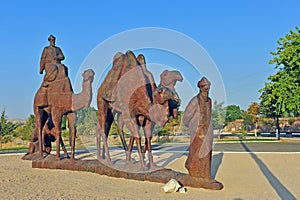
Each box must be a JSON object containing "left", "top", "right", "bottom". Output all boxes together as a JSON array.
[{"left": 213, "top": 151, "right": 300, "bottom": 154}]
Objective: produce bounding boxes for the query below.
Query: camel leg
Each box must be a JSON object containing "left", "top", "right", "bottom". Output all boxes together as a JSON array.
[
  {"left": 103, "top": 109, "right": 114, "bottom": 159},
  {"left": 97, "top": 99, "right": 112, "bottom": 165},
  {"left": 97, "top": 99, "right": 106, "bottom": 160},
  {"left": 142, "top": 139, "right": 148, "bottom": 154},
  {"left": 143, "top": 121, "right": 157, "bottom": 169},
  {"left": 145, "top": 137, "right": 156, "bottom": 169},
  {"left": 117, "top": 113, "right": 128, "bottom": 151},
  {"left": 124, "top": 118, "right": 145, "bottom": 170},
  {"left": 135, "top": 137, "right": 146, "bottom": 170},
  {"left": 52, "top": 112, "right": 62, "bottom": 160},
  {"left": 96, "top": 122, "right": 102, "bottom": 160},
  {"left": 126, "top": 136, "right": 134, "bottom": 163},
  {"left": 101, "top": 131, "right": 112, "bottom": 165},
  {"left": 58, "top": 135, "right": 69, "bottom": 159},
  {"left": 34, "top": 107, "right": 46, "bottom": 158},
  {"left": 55, "top": 131, "right": 61, "bottom": 160},
  {"left": 96, "top": 122, "right": 112, "bottom": 165},
  {"left": 28, "top": 127, "right": 38, "bottom": 154},
  {"left": 137, "top": 116, "right": 147, "bottom": 154},
  {"left": 67, "top": 112, "right": 76, "bottom": 160}
]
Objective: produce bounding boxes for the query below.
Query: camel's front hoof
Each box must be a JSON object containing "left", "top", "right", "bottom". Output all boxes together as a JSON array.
[
  {"left": 126, "top": 155, "right": 132, "bottom": 163},
  {"left": 38, "top": 156, "right": 44, "bottom": 160},
  {"left": 149, "top": 162, "right": 159, "bottom": 170},
  {"left": 140, "top": 163, "right": 147, "bottom": 171},
  {"left": 55, "top": 157, "right": 61, "bottom": 161},
  {"left": 106, "top": 159, "right": 113, "bottom": 167},
  {"left": 70, "top": 157, "right": 77, "bottom": 162},
  {"left": 97, "top": 157, "right": 104, "bottom": 162}
]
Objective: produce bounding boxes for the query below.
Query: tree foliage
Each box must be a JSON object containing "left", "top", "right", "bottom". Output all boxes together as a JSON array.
[
  {"left": 15, "top": 114, "right": 34, "bottom": 141},
  {"left": 244, "top": 102, "right": 260, "bottom": 127},
  {"left": 0, "top": 109, "right": 18, "bottom": 148},
  {"left": 224, "top": 105, "right": 244, "bottom": 124},
  {"left": 212, "top": 101, "right": 225, "bottom": 131},
  {"left": 247, "top": 102, "right": 260, "bottom": 116},
  {"left": 259, "top": 27, "right": 300, "bottom": 118},
  {"left": 76, "top": 107, "right": 98, "bottom": 135}
]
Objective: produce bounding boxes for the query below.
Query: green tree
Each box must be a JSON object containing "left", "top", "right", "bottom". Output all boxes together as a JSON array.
[
  {"left": 0, "top": 109, "right": 18, "bottom": 149},
  {"left": 76, "top": 107, "right": 98, "bottom": 135},
  {"left": 259, "top": 27, "right": 300, "bottom": 139},
  {"left": 212, "top": 101, "right": 225, "bottom": 133},
  {"left": 224, "top": 105, "right": 244, "bottom": 124},
  {"left": 15, "top": 114, "right": 34, "bottom": 141},
  {"left": 61, "top": 115, "right": 67, "bottom": 130}
]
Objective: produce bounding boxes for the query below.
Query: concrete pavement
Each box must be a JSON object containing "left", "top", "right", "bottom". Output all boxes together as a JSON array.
[
  {"left": 84, "top": 141, "right": 300, "bottom": 199},
  {"left": 164, "top": 142, "right": 300, "bottom": 199}
]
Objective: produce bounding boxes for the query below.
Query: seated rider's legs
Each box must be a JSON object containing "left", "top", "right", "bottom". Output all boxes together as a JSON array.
[{"left": 43, "top": 63, "right": 58, "bottom": 86}]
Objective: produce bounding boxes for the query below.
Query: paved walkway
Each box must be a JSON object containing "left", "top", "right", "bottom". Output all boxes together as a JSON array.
[
  {"left": 165, "top": 142, "right": 300, "bottom": 199},
  {"left": 1, "top": 142, "right": 299, "bottom": 199},
  {"left": 89, "top": 142, "right": 300, "bottom": 199}
]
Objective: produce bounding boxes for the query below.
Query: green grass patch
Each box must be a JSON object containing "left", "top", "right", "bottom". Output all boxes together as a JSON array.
[
  {"left": 0, "top": 146, "right": 29, "bottom": 152},
  {"left": 215, "top": 138, "right": 278, "bottom": 142}
]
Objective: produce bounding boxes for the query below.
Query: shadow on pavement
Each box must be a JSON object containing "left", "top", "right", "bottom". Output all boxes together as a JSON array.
[
  {"left": 241, "top": 142, "right": 296, "bottom": 200},
  {"left": 211, "top": 152, "right": 224, "bottom": 179}
]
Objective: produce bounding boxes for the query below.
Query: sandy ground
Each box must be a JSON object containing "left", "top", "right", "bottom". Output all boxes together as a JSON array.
[{"left": 0, "top": 152, "right": 300, "bottom": 200}]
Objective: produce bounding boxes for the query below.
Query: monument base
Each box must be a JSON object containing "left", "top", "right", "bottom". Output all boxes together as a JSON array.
[{"left": 22, "top": 153, "right": 223, "bottom": 190}]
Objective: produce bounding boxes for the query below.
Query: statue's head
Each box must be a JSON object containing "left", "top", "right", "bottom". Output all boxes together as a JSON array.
[
  {"left": 48, "top": 34, "right": 56, "bottom": 47},
  {"left": 198, "top": 77, "right": 211, "bottom": 98}
]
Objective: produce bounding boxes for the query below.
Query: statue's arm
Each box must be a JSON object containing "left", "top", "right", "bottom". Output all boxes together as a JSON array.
[
  {"left": 39, "top": 48, "right": 47, "bottom": 74},
  {"left": 56, "top": 47, "right": 65, "bottom": 61},
  {"left": 182, "top": 97, "right": 198, "bottom": 127}
]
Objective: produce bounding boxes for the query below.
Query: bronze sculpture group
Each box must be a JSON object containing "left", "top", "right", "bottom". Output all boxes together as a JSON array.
[{"left": 26, "top": 35, "right": 222, "bottom": 189}]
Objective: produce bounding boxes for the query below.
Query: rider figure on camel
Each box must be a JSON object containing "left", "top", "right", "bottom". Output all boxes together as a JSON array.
[{"left": 40, "top": 34, "right": 65, "bottom": 87}]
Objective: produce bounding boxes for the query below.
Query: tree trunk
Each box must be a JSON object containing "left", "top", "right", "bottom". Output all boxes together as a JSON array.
[
  {"left": 254, "top": 121, "right": 257, "bottom": 137},
  {"left": 275, "top": 115, "right": 280, "bottom": 140}
]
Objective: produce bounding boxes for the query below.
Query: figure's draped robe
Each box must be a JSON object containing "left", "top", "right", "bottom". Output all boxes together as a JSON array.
[{"left": 182, "top": 95, "right": 213, "bottom": 179}]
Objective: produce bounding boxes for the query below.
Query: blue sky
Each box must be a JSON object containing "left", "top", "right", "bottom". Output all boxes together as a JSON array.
[{"left": 1, "top": 0, "right": 299, "bottom": 119}]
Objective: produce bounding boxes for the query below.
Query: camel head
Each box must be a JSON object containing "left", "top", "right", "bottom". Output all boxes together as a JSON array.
[
  {"left": 82, "top": 69, "right": 95, "bottom": 82},
  {"left": 153, "top": 86, "right": 180, "bottom": 105},
  {"left": 159, "top": 70, "right": 183, "bottom": 90},
  {"left": 151, "top": 86, "right": 181, "bottom": 127},
  {"left": 173, "top": 70, "right": 183, "bottom": 82}
]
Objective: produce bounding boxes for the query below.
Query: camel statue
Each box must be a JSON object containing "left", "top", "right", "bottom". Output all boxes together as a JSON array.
[
  {"left": 33, "top": 64, "right": 95, "bottom": 160},
  {"left": 97, "top": 50, "right": 151, "bottom": 166},
  {"left": 96, "top": 50, "right": 182, "bottom": 169}
]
